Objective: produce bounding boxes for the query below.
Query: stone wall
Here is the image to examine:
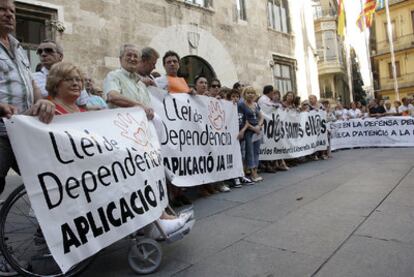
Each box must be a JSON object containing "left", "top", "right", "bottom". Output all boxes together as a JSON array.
[{"left": 19, "top": 0, "right": 303, "bottom": 91}]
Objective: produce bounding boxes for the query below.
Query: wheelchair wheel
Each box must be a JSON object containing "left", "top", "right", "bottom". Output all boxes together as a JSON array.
[
  {"left": 0, "top": 184, "right": 91, "bottom": 277},
  {"left": 128, "top": 238, "right": 162, "bottom": 275}
]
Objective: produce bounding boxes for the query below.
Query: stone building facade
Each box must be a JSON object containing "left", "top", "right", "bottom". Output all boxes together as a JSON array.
[
  {"left": 371, "top": 0, "right": 414, "bottom": 101},
  {"left": 16, "top": 0, "right": 320, "bottom": 98},
  {"left": 311, "top": 0, "right": 350, "bottom": 104}
]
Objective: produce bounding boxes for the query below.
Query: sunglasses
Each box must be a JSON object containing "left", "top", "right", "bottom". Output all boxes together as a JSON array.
[
  {"left": 211, "top": 84, "right": 221, "bottom": 88},
  {"left": 36, "top": 48, "right": 56, "bottom": 55}
]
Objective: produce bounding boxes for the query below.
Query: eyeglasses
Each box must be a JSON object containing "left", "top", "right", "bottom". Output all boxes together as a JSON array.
[
  {"left": 36, "top": 47, "right": 56, "bottom": 55},
  {"left": 63, "top": 77, "right": 82, "bottom": 83},
  {"left": 211, "top": 84, "right": 221, "bottom": 88}
]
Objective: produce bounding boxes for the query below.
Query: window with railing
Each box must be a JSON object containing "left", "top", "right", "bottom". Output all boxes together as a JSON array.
[
  {"left": 267, "top": 0, "right": 289, "bottom": 33},
  {"left": 313, "top": 5, "right": 322, "bottom": 19}
]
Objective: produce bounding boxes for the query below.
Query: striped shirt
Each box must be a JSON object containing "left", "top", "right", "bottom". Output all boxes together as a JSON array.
[
  {"left": 0, "top": 35, "right": 34, "bottom": 136},
  {"left": 103, "top": 68, "right": 151, "bottom": 108}
]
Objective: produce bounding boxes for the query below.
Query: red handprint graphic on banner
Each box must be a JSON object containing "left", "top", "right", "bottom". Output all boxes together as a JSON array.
[
  {"left": 114, "top": 113, "right": 153, "bottom": 148},
  {"left": 208, "top": 100, "right": 226, "bottom": 130}
]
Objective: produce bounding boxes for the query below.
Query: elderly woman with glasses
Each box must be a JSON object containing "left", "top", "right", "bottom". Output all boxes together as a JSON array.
[{"left": 46, "top": 62, "right": 87, "bottom": 115}]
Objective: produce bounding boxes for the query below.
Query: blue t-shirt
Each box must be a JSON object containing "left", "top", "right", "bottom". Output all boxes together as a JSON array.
[{"left": 238, "top": 101, "right": 260, "bottom": 126}]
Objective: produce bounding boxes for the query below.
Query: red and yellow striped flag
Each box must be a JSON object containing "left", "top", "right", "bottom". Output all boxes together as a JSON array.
[
  {"left": 337, "top": 0, "right": 346, "bottom": 37},
  {"left": 356, "top": 0, "right": 377, "bottom": 31}
]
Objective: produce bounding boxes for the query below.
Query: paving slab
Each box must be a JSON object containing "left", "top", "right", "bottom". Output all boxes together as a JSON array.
[
  {"left": 314, "top": 236, "right": 414, "bottom": 277},
  {"left": 355, "top": 170, "right": 414, "bottom": 245},
  {"left": 245, "top": 210, "right": 364, "bottom": 258},
  {"left": 225, "top": 178, "right": 344, "bottom": 223},
  {"left": 173, "top": 240, "right": 323, "bottom": 277},
  {"left": 397, "top": 167, "right": 414, "bottom": 188},
  {"left": 355, "top": 210, "right": 414, "bottom": 245},
  {"left": 384, "top": 185, "right": 414, "bottom": 208},
  {"left": 191, "top": 197, "right": 241, "bottom": 220},
  {"left": 162, "top": 213, "right": 268, "bottom": 264},
  {"left": 225, "top": 160, "right": 369, "bottom": 222},
  {"left": 300, "top": 190, "right": 388, "bottom": 217}
]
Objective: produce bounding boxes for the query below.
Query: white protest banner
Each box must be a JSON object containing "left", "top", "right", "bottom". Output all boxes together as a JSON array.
[
  {"left": 330, "top": 116, "right": 414, "bottom": 150},
  {"left": 5, "top": 108, "right": 168, "bottom": 273},
  {"left": 150, "top": 87, "right": 244, "bottom": 187},
  {"left": 259, "top": 108, "right": 328, "bottom": 160}
]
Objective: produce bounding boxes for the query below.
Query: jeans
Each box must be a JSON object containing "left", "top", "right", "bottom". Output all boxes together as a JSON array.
[
  {"left": 239, "top": 139, "right": 246, "bottom": 161},
  {"left": 244, "top": 130, "right": 261, "bottom": 169}
]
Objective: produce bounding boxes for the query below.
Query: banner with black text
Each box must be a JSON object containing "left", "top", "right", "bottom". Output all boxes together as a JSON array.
[
  {"left": 330, "top": 117, "right": 414, "bottom": 150},
  {"left": 5, "top": 108, "right": 168, "bottom": 273},
  {"left": 150, "top": 87, "right": 244, "bottom": 187},
  {"left": 259, "top": 107, "right": 329, "bottom": 160}
]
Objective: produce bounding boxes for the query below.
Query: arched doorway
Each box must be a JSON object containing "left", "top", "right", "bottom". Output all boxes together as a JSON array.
[{"left": 178, "top": 55, "right": 216, "bottom": 87}]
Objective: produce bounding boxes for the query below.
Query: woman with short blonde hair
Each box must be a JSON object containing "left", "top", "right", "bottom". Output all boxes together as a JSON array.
[
  {"left": 238, "top": 86, "right": 264, "bottom": 182},
  {"left": 46, "top": 62, "right": 85, "bottom": 114}
]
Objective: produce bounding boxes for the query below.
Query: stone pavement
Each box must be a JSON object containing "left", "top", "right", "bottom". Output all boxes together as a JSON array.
[
  {"left": 78, "top": 148, "right": 414, "bottom": 277},
  {"left": 5, "top": 148, "right": 414, "bottom": 276}
]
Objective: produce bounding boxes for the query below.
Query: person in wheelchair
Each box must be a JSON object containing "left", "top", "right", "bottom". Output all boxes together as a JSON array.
[{"left": 46, "top": 61, "right": 194, "bottom": 239}]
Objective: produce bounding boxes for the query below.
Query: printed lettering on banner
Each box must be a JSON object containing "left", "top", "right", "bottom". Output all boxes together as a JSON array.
[
  {"left": 259, "top": 106, "right": 329, "bottom": 160},
  {"left": 4, "top": 108, "right": 168, "bottom": 273},
  {"left": 331, "top": 117, "right": 414, "bottom": 150},
  {"left": 150, "top": 87, "right": 244, "bottom": 187}
]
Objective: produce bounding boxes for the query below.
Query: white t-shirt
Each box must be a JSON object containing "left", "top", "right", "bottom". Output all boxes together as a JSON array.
[
  {"left": 385, "top": 107, "right": 396, "bottom": 113},
  {"left": 335, "top": 109, "right": 348, "bottom": 120},
  {"left": 347, "top": 108, "right": 361, "bottom": 119},
  {"left": 399, "top": 104, "right": 414, "bottom": 114},
  {"left": 258, "top": 94, "right": 275, "bottom": 109},
  {"left": 154, "top": 75, "right": 168, "bottom": 90}
]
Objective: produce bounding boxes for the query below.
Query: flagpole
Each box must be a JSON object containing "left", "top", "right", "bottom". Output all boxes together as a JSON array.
[
  {"left": 359, "top": 0, "right": 375, "bottom": 99},
  {"left": 384, "top": 0, "right": 400, "bottom": 100},
  {"left": 345, "top": 40, "right": 354, "bottom": 103}
]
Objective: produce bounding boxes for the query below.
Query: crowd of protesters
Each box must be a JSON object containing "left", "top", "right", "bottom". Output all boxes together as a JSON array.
[
  {"left": 2, "top": 38, "right": 414, "bottom": 205},
  {"left": 2, "top": 0, "right": 414, "bottom": 274},
  {"left": 1, "top": 0, "right": 414, "bottom": 215}
]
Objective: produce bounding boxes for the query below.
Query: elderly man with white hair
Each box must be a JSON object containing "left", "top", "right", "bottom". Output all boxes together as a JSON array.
[{"left": 103, "top": 44, "right": 154, "bottom": 119}]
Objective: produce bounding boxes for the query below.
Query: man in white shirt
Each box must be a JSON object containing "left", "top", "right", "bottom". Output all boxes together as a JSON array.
[
  {"left": 32, "top": 40, "right": 89, "bottom": 107},
  {"left": 347, "top": 102, "right": 362, "bottom": 118},
  {"left": 399, "top": 97, "right": 414, "bottom": 116},
  {"left": 384, "top": 101, "right": 396, "bottom": 114},
  {"left": 257, "top": 85, "right": 276, "bottom": 109},
  {"left": 103, "top": 44, "right": 153, "bottom": 119},
  {"left": 308, "top": 94, "right": 323, "bottom": 111}
]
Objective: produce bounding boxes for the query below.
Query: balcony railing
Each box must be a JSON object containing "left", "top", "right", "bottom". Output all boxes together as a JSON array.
[
  {"left": 379, "top": 72, "right": 414, "bottom": 91},
  {"left": 375, "top": 33, "right": 414, "bottom": 55},
  {"left": 318, "top": 60, "right": 346, "bottom": 75},
  {"left": 313, "top": 7, "right": 337, "bottom": 20},
  {"left": 376, "top": 0, "right": 408, "bottom": 9}
]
